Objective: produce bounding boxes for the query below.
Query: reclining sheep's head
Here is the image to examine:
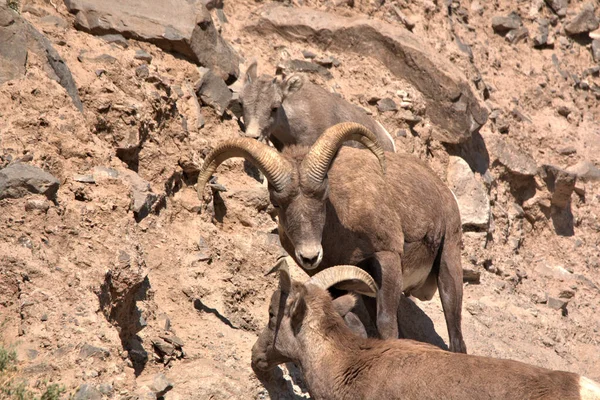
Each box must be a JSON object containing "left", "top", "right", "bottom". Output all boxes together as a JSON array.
[
  {"left": 251, "top": 258, "right": 378, "bottom": 372},
  {"left": 197, "top": 122, "right": 386, "bottom": 270}
]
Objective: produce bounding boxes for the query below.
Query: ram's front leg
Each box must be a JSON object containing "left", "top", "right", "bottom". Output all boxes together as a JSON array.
[{"left": 366, "top": 251, "right": 403, "bottom": 340}]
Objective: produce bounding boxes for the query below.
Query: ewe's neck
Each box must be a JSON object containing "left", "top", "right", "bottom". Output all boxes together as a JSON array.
[{"left": 295, "top": 315, "right": 358, "bottom": 399}]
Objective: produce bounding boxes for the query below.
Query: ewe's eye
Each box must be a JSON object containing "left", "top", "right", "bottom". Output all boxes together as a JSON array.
[
  {"left": 272, "top": 200, "right": 280, "bottom": 208},
  {"left": 271, "top": 106, "right": 278, "bottom": 114}
]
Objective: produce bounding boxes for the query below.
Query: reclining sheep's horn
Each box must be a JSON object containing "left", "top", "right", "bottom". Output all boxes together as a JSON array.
[
  {"left": 301, "top": 122, "right": 386, "bottom": 187},
  {"left": 197, "top": 138, "right": 292, "bottom": 200},
  {"left": 309, "top": 265, "right": 378, "bottom": 297}
]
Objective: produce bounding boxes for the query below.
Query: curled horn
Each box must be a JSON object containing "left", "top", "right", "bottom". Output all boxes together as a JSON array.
[
  {"left": 300, "top": 122, "right": 386, "bottom": 187},
  {"left": 197, "top": 138, "right": 292, "bottom": 200},
  {"left": 308, "top": 265, "right": 378, "bottom": 298}
]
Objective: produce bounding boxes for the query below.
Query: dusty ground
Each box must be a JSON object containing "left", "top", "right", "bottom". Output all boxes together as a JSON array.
[{"left": 0, "top": 0, "right": 599, "bottom": 399}]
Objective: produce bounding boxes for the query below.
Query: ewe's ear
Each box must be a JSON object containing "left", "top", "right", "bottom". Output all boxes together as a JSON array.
[
  {"left": 289, "top": 291, "right": 307, "bottom": 335},
  {"left": 282, "top": 74, "right": 304, "bottom": 98},
  {"left": 244, "top": 60, "right": 258, "bottom": 84},
  {"left": 332, "top": 294, "right": 358, "bottom": 317}
]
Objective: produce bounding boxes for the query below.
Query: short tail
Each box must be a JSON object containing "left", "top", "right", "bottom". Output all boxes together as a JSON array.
[{"left": 580, "top": 376, "right": 600, "bottom": 400}]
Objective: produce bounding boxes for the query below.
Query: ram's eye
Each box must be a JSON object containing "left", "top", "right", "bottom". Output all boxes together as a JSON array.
[
  {"left": 269, "top": 312, "right": 275, "bottom": 319},
  {"left": 272, "top": 201, "right": 280, "bottom": 208},
  {"left": 271, "top": 106, "right": 278, "bottom": 113}
]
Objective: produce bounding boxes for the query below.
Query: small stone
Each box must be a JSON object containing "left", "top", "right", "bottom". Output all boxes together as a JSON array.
[
  {"left": 101, "top": 34, "right": 128, "bottom": 47},
  {"left": 79, "top": 344, "right": 110, "bottom": 360},
  {"left": 564, "top": 3, "right": 599, "bottom": 36},
  {"left": 492, "top": 12, "right": 522, "bottom": 34},
  {"left": 505, "top": 27, "right": 529, "bottom": 43},
  {"left": 559, "top": 289, "right": 575, "bottom": 299},
  {"left": 97, "top": 384, "right": 114, "bottom": 396},
  {"left": 302, "top": 50, "right": 317, "bottom": 59},
  {"left": 278, "top": 59, "right": 333, "bottom": 80},
  {"left": 546, "top": 295, "right": 568, "bottom": 315},
  {"left": 73, "top": 384, "right": 102, "bottom": 400},
  {"left": 134, "top": 49, "right": 153, "bottom": 63},
  {"left": 558, "top": 146, "right": 576, "bottom": 155},
  {"left": 462, "top": 267, "right": 481, "bottom": 284},
  {"left": 195, "top": 70, "right": 232, "bottom": 115},
  {"left": 592, "top": 39, "right": 600, "bottom": 63},
  {"left": 486, "top": 135, "right": 537, "bottom": 176},
  {"left": 545, "top": 0, "right": 568, "bottom": 17},
  {"left": 25, "top": 197, "right": 51, "bottom": 212},
  {"left": 396, "top": 129, "right": 407, "bottom": 138},
  {"left": 40, "top": 314, "right": 48, "bottom": 321},
  {"left": 314, "top": 56, "right": 334, "bottom": 68},
  {"left": 566, "top": 160, "right": 600, "bottom": 181},
  {"left": 136, "top": 64, "right": 150, "bottom": 79},
  {"left": 533, "top": 19, "right": 550, "bottom": 47},
  {"left": 151, "top": 373, "right": 174, "bottom": 397},
  {"left": 376, "top": 98, "right": 398, "bottom": 112},
  {"left": 152, "top": 338, "right": 175, "bottom": 356},
  {"left": 557, "top": 105, "right": 571, "bottom": 117}
]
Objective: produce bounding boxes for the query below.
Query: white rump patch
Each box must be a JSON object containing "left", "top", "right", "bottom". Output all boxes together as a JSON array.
[
  {"left": 376, "top": 120, "right": 396, "bottom": 153},
  {"left": 580, "top": 376, "right": 600, "bottom": 400}
]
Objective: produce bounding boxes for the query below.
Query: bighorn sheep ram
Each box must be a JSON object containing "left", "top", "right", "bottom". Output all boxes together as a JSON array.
[
  {"left": 240, "top": 61, "right": 396, "bottom": 152},
  {"left": 197, "top": 122, "right": 466, "bottom": 352},
  {"left": 252, "top": 261, "right": 600, "bottom": 400}
]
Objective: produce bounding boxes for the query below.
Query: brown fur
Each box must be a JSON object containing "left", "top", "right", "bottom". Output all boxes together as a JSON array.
[
  {"left": 270, "top": 145, "right": 466, "bottom": 352},
  {"left": 254, "top": 281, "right": 589, "bottom": 400},
  {"left": 240, "top": 65, "right": 396, "bottom": 152}
]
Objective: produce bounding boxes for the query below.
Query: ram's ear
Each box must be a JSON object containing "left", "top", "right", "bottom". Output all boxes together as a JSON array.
[
  {"left": 282, "top": 74, "right": 304, "bottom": 98},
  {"left": 332, "top": 294, "right": 358, "bottom": 317},
  {"left": 244, "top": 60, "right": 258, "bottom": 84},
  {"left": 288, "top": 287, "right": 307, "bottom": 335}
]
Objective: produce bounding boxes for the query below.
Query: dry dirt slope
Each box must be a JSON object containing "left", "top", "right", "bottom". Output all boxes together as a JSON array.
[{"left": 0, "top": 0, "right": 599, "bottom": 399}]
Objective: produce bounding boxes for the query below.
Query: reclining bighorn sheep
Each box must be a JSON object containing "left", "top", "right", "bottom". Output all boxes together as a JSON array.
[
  {"left": 197, "top": 122, "right": 466, "bottom": 353},
  {"left": 252, "top": 261, "right": 600, "bottom": 400},
  {"left": 240, "top": 61, "right": 396, "bottom": 152}
]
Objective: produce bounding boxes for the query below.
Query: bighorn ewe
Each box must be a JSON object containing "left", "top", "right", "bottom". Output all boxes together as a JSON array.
[
  {"left": 253, "top": 262, "right": 600, "bottom": 400},
  {"left": 197, "top": 122, "right": 466, "bottom": 352},
  {"left": 240, "top": 61, "right": 396, "bottom": 152}
]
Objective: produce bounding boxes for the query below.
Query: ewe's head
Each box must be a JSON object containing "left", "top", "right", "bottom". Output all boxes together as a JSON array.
[
  {"left": 240, "top": 60, "right": 304, "bottom": 140},
  {"left": 197, "top": 122, "right": 386, "bottom": 269},
  {"left": 251, "top": 258, "right": 378, "bottom": 372}
]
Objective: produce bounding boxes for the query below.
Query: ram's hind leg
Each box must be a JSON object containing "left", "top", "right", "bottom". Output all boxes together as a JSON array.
[{"left": 437, "top": 237, "right": 467, "bottom": 353}]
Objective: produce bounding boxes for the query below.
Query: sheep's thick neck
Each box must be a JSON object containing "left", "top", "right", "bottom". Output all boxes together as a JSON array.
[{"left": 293, "top": 295, "right": 362, "bottom": 399}]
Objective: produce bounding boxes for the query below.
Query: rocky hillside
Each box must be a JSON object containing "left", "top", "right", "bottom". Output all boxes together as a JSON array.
[{"left": 0, "top": 0, "right": 599, "bottom": 398}]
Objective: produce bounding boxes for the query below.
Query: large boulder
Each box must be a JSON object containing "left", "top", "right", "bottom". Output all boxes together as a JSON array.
[
  {"left": 0, "top": 163, "right": 60, "bottom": 200},
  {"left": 0, "top": 4, "right": 83, "bottom": 111},
  {"left": 64, "top": 0, "right": 240, "bottom": 82},
  {"left": 250, "top": 5, "right": 488, "bottom": 144},
  {"left": 447, "top": 156, "right": 490, "bottom": 229}
]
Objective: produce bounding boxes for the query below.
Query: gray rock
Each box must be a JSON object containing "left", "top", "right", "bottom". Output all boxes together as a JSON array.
[
  {"left": 564, "top": 3, "right": 599, "bottom": 36},
  {"left": 135, "top": 64, "right": 150, "bottom": 79},
  {"left": 277, "top": 59, "right": 333, "bottom": 80},
  {"left": 0, "top": 163, "right": 60, "bottom": 200},
  {"left": 566, "top": 160, "right": 600, "bottom": 181},
  {"left": 486, "top": 135, "right": 537, "bottom": 176},
  {"left": 0, "top": 4, "right": 83, "bottom": 111},
  {"left": 558, "top": 146, "right": 576, "bottom": 155},
  {"left": 462, "top": 267, "right": 481, "bottom": 284},
  {"left": 196, "top": 69, "right": 232, "bottom": 115},
  {"left": 79, "top": 343, "right": 110, "bottom": 359},
  {"left": 251, "top": 5, "right": 487, "bottom": 143},
  {"left": 73, "top": 384, "right": 102, "bottom": 400},
  {"left": 540, "top": 165, "right": 576, "bottom": 209},
  {"left": 64, "top": 0, "right": 240, "bottom": 82},
  {"left": 533, "top": 19, "right": 550, "bottom": 47},
  {"left": 102, "top": 33, "right": 128, "bottom": 47},
  {"left": 97, "top": 384, "right": 114, "bottom": 396},
  {"left": 135, "top": 49, "right": 153, "bottom": 62},
  {"left": 377, "top": 98, "right": 397, "bottom": 112},
  {"left": 39, "top": 15, "right": 69, "bottom": 28},
  {"left": 545, "top": 0, "right": 568, "bottom": 17},
  {"left": 314, "top": 56, "right": 335, "bottom": 68},
  {"left": 447, "top": 156, "right": 490, "bottom": 229},
  {"left": 151, "top": 373, "right": 174, "bottom": 396},
  {"left": 557, "top": 105, "right": 571, "bottom": 117},
  {"left": 302, "top": 49, "right": 317, "bottom": 59},
  {"left": 592, "top": 39, "right": 600, "bottom": 62},
  {"left": 546, "top": 295, "right": 568, "bottom": 314},
  {"left": 492, "top": 12, "right": 522, "bottom": 34},
  {"left": 118, "top": 169, "right": 159, "bottom": 221},
  {"left": 505, "top": 27, "right": 529, "bottom": 44}
]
